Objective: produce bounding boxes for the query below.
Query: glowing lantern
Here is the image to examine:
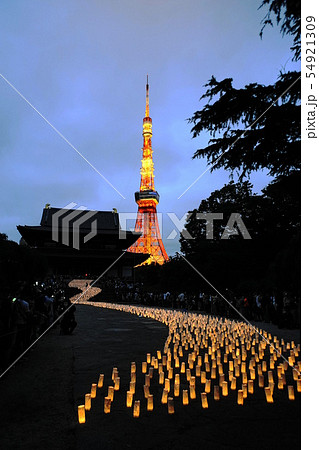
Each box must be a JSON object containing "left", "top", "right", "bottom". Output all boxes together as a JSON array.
[
  {"left": 126, "top": 391, "right": 133, "bottom": 407},
  {"left": 262, "top": 361, "right": 267, "bottom": 372},
  {"left": 174, "top": 383, "right": 180, "bottom": 397},
  {"left": 288, "top": 385, "right": 295, "bottom": 400},
  {"left": 218, "top": 364, "right": 224, "bottom": 375},
  {"left": 91, "top": 383, "right": 97, "bottom": 399},
  {"left": 231, "top": 377, "right": 237, "bottom": 390},
  {"left": 159, "top": 372, "right": 164, "bottom": 385},
  {"left": 175, "top": 358, "right": 180, "bottom": 369},
  {"left": 149, "top": 367, "right": 154, "bottom": 378},
  {"left": 201, "top": 371, "right": 207, "bottom": 384},
  {"left": 112, "top": 367, "right": 118, "bottom": 382},
  {"left": 129, "top": 381, "right": 136, "bottom": 394},
  {"left": 250, "top": 369, "right": 256, "bottom": 380},
  {"left": 190, "top": 376, "right": 196, "bottom": 387},
  {"left": 161, "top": 389, "right": 168, "bottom": 404},
  {"left": 211, "top": 368, "right": 217, "bottom": 379},
  {"left": 241, "top": 363, "right": 246, "bottom": 374},
  {"left": 278, "top": 377, "right": 284, "bottom": 390},
  {"left": 108, "top": 386, "right": 114, "bottom": 401},
  {"left": 268, "top": 371, "right": 274, "bottom": 384},
  {"left": 214, "top": 385, "right": 220, "bottom": 401},
  {"left": 165, "top": 378, "right": 170, "bottom": 392},
  {"left": 168, "top": 397, "right": 174, "bottom": 414},
  {"left": 131, "top": 372, "right": 136, "bottom": 383},
  {"left": 142, "top": 362, "right": 147, "bottom": 373},
  {"left": 242, "top": 373, "right": 248, "bottom": 384},
  {"left": 147, "top": 394, "right": 154, "bottom": 411},
  {"left": 157, "top": 350, "right": 162, "bottom": 360},
  {"left": 183, "top": 389, "right": 189, "bottom": 405},
  {"left": 78, "top": 405, "right": 85, "bottom": 424},
  {"left": 190, "top": 386, "right": 196, "bottom": 399},
  {"left": 229, "top": 361, "right": 234, "bottom": 372},
  {"left": 162, "top": 355, "right": 167, "bottom": 366},
  {"left": 235, "top": 366, "right": 240, "bottom": 377},
  {"left": 144, "top": 385, "right": 150, "bottom": 398},
  {"left": 248, "top": 380, "right": 254, "bottom": 394},
  {"left": 145, "top": 374, "right": 151, "bottom": 387},
  {"left": 258, "top": 375, "right": 264, "bottom": 388},
  {"left": 147, "top": 353, "right": 151, "bottom": 363},
  {"left": 196, "top": 365, "right": 201, "bottom": 377},
  {"left": 114, "top": 377, "right": 120, "bottom": 391},
  {"left": 133, "top": 400, "right": 140, "bottom": 418},
  {"left": 257, "top": 364, "right": 262, "bottom": 376},
  {"left": 297, "top": 379, "right": 301, "bottom": 393},
  {"left": 85, "top": 394, "right": 91, "bottom": 411},
  {"left": 264, "top": 387, "right": 273, "bottom": 403},
  {"left": 269, "top": 382, "right": 275, "bottom": 396},
  {"left": 186, "top": 369, "right": 191, "bottom": 381},
  {"left": 201, "top": 392, "right": 208, "bottom": 409},
  {"left": 237, "top": 390, "right": 244, "bottom": 405},
  {"left": 242, "top": 383, "right": 247, "bottom": 399},
  {"left": 222, "top": 381, "right": 228, "bottom": 396},
  {"left": 293, "top": 369, "right": 299, "bottom": 381},
  {"left": 181, "top": 362, "right": 186, "bottom": 373},
  {"left": 98, "top": 374, "right": 104, "bottom": 388},
  {"left": 205, "top": 380, "right": 211, "bottom": 393},
  {"left": 219, "top": 374, "right": 225, "bottom": 387},
  {"left": 104, "top": 396, "right": 112, "bottom": 413}
]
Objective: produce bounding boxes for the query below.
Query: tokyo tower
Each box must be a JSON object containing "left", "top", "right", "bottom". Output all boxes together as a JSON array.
[{"left": 127, "top": 77, "right": 169, "bottom": 265}]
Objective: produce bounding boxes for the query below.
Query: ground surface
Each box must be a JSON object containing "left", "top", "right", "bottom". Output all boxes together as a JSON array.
[{"left": 0, "top": 304, "right": 300, "bottom": 450}]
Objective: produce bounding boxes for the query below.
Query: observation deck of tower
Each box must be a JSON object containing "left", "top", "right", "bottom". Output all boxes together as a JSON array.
[{"left": 127, "top": 77, "right": 169, "bottom": 265}]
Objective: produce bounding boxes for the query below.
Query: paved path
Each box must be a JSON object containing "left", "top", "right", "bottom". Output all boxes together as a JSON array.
[{"left": 0, "top": 304, "right": 300, "bottom": 450}]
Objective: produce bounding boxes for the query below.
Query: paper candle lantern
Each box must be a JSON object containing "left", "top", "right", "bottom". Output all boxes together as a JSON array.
[
  {"left": 168, "top": 368, "right": 173, "bottom": 380},
  {"left": 262, "top": 361, "right": 267, "bottom": 372},
  {"left": 201, "top": 371, "right": 207, "bottom": 384},
  {"left": 190, "top": 376, "right": 196, "bottom": 387},
  {"left": 218, "top": 364, "right": 224, "bottom": 375},
  {"left": 112, "top": 367, "right": 118, "bottom": 382},
  {"left": 126, "top": 391, "right": 133, "bottom": 407},
  {"left": 268, "top": 371, "right": 274, "bottom": 384},
  {"left": 186, "top": 369, "right": 191, "bottom": 381},
  {"left": 91, "top": 383, "right": 97, "bottom": 399},
  {"left": 144, "top": 385, "right": 150, "bottom": 398},
  {"left": 108, "top": 386, "right": 114, "bottom": 401},
  {"left": 78, "top": 405, "right": 85, "bottom": 424},
  {"left": 229, "top": 361, "right": 234, "bottom": 372},
  {"left": 196, "top": 365, "right": 201, "bottom": 377},
  {"left": 142, "top": 362, "right": 147, "bottom": 373},
  {"left": 161, "top": 389, "right": 168, "bottom": 404},
  {"left": 129, "top": 381, "right": 136, "bottom": 394},
  {"left": 114, "top": 377, "right": 120, "bottom": 391},
  {"left": 165, "top": 378, "right": 170, "bottom": 392},
  {"left": 183, "top": 389, "right": 189, "bottom": 405},
  {"left": 147, "top": 394, "right": 154, "bottom": 411},
  {"left": 241, "top": 363, "right": 246, "bottom": 374},
  {"left": 214, "top": 385, "right": 220, "bottom": 401},
  {"left": 211, "top": 368, "right": 217, "bottom": 379},
  {"left": 219, "top": 374, "right": 225, "bottom": 387},
  {"left": 264, "top": 387, "right": 273, "bottom": 403},
  {"left": 157, "top": 350, "right": 162, "bottom": 360},
  {"left": 104, "top": 396, "right": 112, "bottom": 413},
  {"left": 250, "top": 369, "right": 256, "bottom": 380},
  {"left": 205, "top": 380, "right": 211, "bottom": 393},
  {"left": 162, "top": 355, "right": 167, "bottom": 366},
  {"left": 85, "top": 394, "right": 91, "bottom": 411},
  {"left": 149, "top": 367, "right": 154, "bottom": 378},
  {"left": 231, "top": 377, "right": 237, "bottom": 390},
  {"left": 269, "top": 382, "right": 275, "bottom": 396},
  {"left": 242, "top": 373, "right": 248, "bottom": 384},
  {"left": 159, "top": 372, "right": 165, "bottom": 385},
  {"left": 222, "top": 381, "right": 228, "bottom": 396},
  {"left": 288, "top": 385, "right": 295, "bottom": 400},
  {"left": 131, "top": 372, "right": 136, "bottom": 383},
  {"left": 278, "top": 377, "right": 284, "bottom": 390},
  {"left": 133, "top": 400, "right": 140, "bottom": 418},
  {"left": 201, "top": 392, "right": 208, "bottom": 408},
  {"left": 190, "top": 385, "right": 196, "bottom": 399},
  {"left": 235, "top": 366, "right": 240, "bottom": 377},
  {"left": 147, "top": 353, "right": 151, "bottom": 363},
  {"left": 248, "top": 380, "right": 254, "bottom": 394},
  {"left": 175, "top": 374, "right": 180, "bottom": 385},
  {"left": 237, "top": 390, "right": 244, "bottom": 405},
  {"left": 242, "top": 383, "right": 247, "bottom": 399},
  {"left": 98, "top": 374, "right": 104, "bottom": 388},
  {"left": 258, "top": 375, "right": 264, "bottom": 388},
  {"left": 181, "top": 362, "right": 186, "bottom": 373},
  {"left": 174, "top": 383, "right": 180, "bottom": 397},
  {"left": 168, "top": 397, "right": 174, "bottom": 414},
  {"left": 297, "top": 379, "right": 301, "bottom": 393},
  {"left": 145, "top": 374, "right": 151, "bottom": 387}
]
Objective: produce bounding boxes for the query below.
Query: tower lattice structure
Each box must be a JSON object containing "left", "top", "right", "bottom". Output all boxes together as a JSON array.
[{"left": 127, "top": 77, "right": 169, "bottom": 265}]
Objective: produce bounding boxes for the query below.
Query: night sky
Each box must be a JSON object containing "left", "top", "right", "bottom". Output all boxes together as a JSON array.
[{"left": 0, "top": 0, "right": 299, "bottom": 255}]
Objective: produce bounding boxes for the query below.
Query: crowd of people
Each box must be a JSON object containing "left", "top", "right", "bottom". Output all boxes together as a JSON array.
[
  {"left": 0, "top": 276, "right": 77, "bottom": 370},
  {"left": 1, "top": 274, "right": 300, "bottom": 370}
]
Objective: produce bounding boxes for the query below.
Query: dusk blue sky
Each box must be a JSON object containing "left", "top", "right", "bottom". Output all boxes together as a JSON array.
[{"left": 0, "top": 0, "right": 299, "bottom": 255}]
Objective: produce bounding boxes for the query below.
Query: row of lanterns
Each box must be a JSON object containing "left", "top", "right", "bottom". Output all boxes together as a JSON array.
[{"left": 77, "top": 303, "right": 301, "bottom": 424}]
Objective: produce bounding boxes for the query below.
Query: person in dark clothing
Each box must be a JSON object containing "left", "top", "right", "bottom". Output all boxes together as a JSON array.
[{"left": 60, "top": 300, "right": 77, "bottom": 335}]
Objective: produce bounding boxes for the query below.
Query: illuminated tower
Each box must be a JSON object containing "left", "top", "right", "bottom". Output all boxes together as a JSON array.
[{"left": 127, "top": 77, "right": 169, "bottom": 265}]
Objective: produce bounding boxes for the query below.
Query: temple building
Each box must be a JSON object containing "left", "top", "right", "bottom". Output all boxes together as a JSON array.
[{"left": 17, "top": 205, "right": 147, "bottom": 277}]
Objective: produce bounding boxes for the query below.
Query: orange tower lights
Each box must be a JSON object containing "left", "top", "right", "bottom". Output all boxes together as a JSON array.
[{"left": 127, "top": 77, "right": 169, "bottom": 265}]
